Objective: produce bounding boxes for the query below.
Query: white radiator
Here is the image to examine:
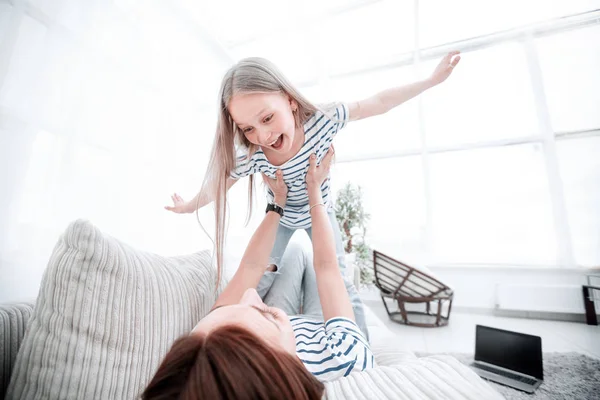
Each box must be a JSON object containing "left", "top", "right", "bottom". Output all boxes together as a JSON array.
[{"left": 495, "top": 284, "right": 585, "bottom": 314}]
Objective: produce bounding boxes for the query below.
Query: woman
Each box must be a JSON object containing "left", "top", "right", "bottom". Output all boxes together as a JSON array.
[{"left": 143, "top": 147, "right": 374, "bottom": 399}]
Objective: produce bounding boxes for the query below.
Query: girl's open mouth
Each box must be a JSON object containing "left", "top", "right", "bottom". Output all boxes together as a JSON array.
[{"left": 271, "top": 135, "right": 284, "bottom": 150}]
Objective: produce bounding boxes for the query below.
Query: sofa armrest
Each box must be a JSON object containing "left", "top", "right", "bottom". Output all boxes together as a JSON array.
[{"left": 1, "top": 302, "right": 35, "bottom": 398}]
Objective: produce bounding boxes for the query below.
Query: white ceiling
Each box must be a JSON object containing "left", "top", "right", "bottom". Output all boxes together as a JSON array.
[
  {"left": 167, "top": 0, "right": 600, "bottom": 80},
  {"left": 171, "top": 0, "right": 379, "bottom": 47}
]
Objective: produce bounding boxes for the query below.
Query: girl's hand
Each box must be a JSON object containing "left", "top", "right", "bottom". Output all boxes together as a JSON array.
[
  {"left": 262, "top": 170, "right": 288, "bottom": 207},
  {"left": 429, "top": 51, "right": 461, "bottom": 86},
  {"left": 164, "top": 193, "right": 190, "bottom": 214},
  {"left": 306, "top": 146, "right": 335, "bottom": 194}
]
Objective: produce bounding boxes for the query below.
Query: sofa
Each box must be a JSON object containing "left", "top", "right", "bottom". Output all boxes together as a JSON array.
[{"left": 0, "top": 220, "right": 503, "bottom": 399}]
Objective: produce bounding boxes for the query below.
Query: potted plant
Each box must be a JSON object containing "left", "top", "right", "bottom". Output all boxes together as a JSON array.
[{"left": 334, "top": 183, "right": 374, "bottom": 286}]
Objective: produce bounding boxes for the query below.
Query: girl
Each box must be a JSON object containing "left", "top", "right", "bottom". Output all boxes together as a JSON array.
[{"left": 165, "top": 53, "right": 461, "bottom": 339}]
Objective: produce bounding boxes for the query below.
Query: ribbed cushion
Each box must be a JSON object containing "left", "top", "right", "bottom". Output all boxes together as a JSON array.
[
  {"left": 324, "top": 355, "right": 505, "bottom": 400},
  {"left": 0, "top": 303, "right": 34, "bottom": 398},
  {"left": 5, "top": 220, "right": 217, "bottom": 400}
]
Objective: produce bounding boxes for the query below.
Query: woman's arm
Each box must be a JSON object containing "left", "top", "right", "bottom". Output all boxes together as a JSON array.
[
  {"left": 165, "top": 178, "right": 238, "bottom": 214},
  {"left": 306, "top": 148, "right": 355, "bottom": 322},
  {"left": 212, "top": 171, "right": 287, "bottom": 308},
  {"left": 348, "top": 51, "right": 461, "bottom": 121}
]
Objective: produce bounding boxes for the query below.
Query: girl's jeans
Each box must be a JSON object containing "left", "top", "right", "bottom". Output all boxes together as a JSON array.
[{"left": 256, "top": 210, "right": 369, "bottom": 341}]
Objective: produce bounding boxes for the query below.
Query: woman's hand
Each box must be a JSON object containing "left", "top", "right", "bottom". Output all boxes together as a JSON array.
[
  {"left": 429, "top": 51, "right": 461, "bottom": 86},
  {"left": 164, "top": 193, "right": 191, "bottom": 214},
  {"left": 262, "top": 169, "right": 288, "bottom": 207},
  {"left": 306, "top": 146, "right": 335, "bottom": 203}
]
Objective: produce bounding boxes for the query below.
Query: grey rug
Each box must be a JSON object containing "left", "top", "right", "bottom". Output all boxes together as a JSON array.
[{"left": 416, "top": 352, "right": 600, "bottom": 400}]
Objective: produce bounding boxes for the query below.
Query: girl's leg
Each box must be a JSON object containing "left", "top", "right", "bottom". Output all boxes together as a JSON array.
[
  {"left": 299, "top": 251, "right": 323, "bottom": 320},
  {"left": 262, "top": 242, "right": 309, "bottom": 316},
  {"left": 256, "top": 223, "right": 295, "bottom": 298},
  {"left": 305, "top": 210, "right": 370, "bottom": 341}
]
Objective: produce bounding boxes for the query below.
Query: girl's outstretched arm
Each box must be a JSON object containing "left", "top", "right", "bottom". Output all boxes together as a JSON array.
[
  {"left": 165, "top": 177, "right": 238, "bottom": 214},
  {"left": 348, "top": 51, "right": 461, "bottom": 121}
]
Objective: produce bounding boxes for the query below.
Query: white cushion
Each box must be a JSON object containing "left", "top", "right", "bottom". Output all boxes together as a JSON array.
[
  {"left": 6, "top": 220, "right": 218, "bottom": 400},
  {"left": 335, "top": 306, "right": 504, "bottom": 399},
  {"left": 323, "top": 355, "right": 504, "bottom": 400}
]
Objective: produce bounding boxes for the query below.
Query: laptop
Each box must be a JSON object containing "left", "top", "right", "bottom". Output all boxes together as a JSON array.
[{"left": 470, "top": 325, "right": 543, "bottom": 393}]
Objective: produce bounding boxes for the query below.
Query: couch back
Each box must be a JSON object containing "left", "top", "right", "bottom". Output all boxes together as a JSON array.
[{"left": 0, "top": 302, "right": 34, "bottom": 398}]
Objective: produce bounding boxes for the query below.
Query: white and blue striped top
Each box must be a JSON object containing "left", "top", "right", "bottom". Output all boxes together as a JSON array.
[
  {"left": 291, "top": 315, "right": 375, "bottom": 382},
  {"left": 230, "top": 103, "right": 350, "bottom": 229}
]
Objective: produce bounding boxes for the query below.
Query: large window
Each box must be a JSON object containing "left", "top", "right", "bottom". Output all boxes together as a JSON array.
[
  {"left": 419, "top": 43, "right": 538, "bottom": 147},
  {"left": 322, "top": 5, "right": 600, "bottom": 268},
  {"left": 330, "top": 156, "right": 427, "bottom": 264},
  {"left": 556, "top": 137, "right": 600, "bottom": 267},
  {"left": 2, "top": 0, "right": 599, "bottom": 298},
  {"left": 428, "top": 144, "right": 556, "bottom": 265},
  {"left": 536, "top": 25, "right": 600, "bottom": 133}
]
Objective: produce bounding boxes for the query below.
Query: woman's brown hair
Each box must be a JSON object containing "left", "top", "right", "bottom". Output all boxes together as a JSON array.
[{"left": 142, "top": 325, "right": 325, "bottom": 400}]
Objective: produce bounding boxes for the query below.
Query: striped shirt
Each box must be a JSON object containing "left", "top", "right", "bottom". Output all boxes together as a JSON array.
[
  {"left": 291, "top": 316, "right": 375, "bottom": 382},
  {"left": 230, "top": 103, "right": 350, "bottom": 229}
]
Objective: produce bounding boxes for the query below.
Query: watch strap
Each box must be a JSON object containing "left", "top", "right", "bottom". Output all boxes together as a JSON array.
[{"left": 265, "top": 203, "right": 284, "bottom": 217}]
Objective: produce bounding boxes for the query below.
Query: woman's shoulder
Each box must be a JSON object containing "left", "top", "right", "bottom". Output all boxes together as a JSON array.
[
  {"left": 324, "top": 317, "right": 370, "bottom": 346},
  {"left": 296, "top": 316, "right": 376, "bottom": 381},
  {"left": 290, "top": 315, "right": 324, "bottom": 327},
  {"left": 325, "top": 317, "right": 364, "bottom": 334},
  {"left": 291, "top": 316, "right": 369, "bottom": 345}
]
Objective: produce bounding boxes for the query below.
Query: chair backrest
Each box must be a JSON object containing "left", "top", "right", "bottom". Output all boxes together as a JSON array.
[{"left": 373, "top": 251, "right": 450, "bottom": 300}]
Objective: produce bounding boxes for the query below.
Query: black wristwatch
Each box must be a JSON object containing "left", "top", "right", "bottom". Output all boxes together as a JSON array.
[{"left": 266, "top": 203, "right": 284, "bottom": 217}]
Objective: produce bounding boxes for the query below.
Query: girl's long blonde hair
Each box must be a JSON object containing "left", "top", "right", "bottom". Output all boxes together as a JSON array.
[{"left": 200, "top": 57, "right": 322, "bottom": 285}]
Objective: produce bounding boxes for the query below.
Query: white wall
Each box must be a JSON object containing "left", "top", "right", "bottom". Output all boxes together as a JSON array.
[
  {"left": 428, "top": 266, "right": 594, "bottom": 314},
  {"left": 361, "top": 263, "right": 597, "bottom": 318}
]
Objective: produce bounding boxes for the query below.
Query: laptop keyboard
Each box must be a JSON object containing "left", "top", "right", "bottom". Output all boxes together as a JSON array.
[{"left": 474, "top": 363, "right": 538, "bottom": 386}]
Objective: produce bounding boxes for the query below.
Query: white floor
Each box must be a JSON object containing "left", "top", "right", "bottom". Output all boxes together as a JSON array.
[{"left": 362, "top": 298, "right": 600, "bottom": 360}]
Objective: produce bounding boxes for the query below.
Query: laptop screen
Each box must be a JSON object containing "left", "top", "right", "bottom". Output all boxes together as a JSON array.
[{"left": 475, "top": 325, "right": 543, "bottom": 380}]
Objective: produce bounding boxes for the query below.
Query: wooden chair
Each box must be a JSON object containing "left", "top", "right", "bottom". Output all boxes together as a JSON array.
[{"left": 373, "top": 250, "right": 454, "bottom": 327}]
